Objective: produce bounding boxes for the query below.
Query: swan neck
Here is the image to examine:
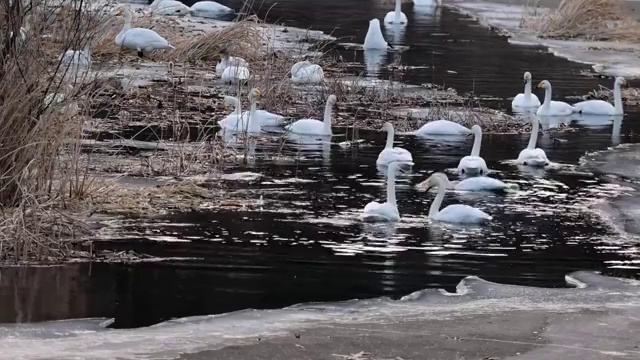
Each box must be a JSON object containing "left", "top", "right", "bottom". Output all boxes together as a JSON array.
[
  {"left": 470, "top": 129, "right": 482, "bottom": 157},
  {"left": 386, "top": 166, "right": 397, "bottom": 207},
  {"left": 385, "top": 127, "right": 394, "bottom": 149},
  {"left": 248, "top": 97, "right": 260, "bottom": 133},
  {"left": 234, "top": 98, "right": 241, "bottom": 115},
  {"left": 323, "top": 100, "right": 333, "bottom": 133},
  {"left": 524, "top": 80, "right": 532, "bottom": 99},
  {"left": 614, "top": 83, "right": 623, "bottom": 114},
  {"left": 527, "top": 118, "right": 539, "bottom": 150},
  {"left": 394, "top": 0, "right": 401, "bottom": 20},
  {"left": 542, "top": 85, "right": 551, "bottom": 109},
  {"left": 428, "top": 179, "right": 445, "bottom": 218}
]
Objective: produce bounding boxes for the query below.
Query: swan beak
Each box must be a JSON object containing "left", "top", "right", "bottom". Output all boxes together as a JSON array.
[
  {"left": 523, "top": 80, "right": 527, "bottom": 85},
  {"left": 536, "top": 83, "right": 543, "bottom": 89}
]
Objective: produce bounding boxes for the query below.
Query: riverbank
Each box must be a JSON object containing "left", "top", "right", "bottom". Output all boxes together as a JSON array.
[{"left": 447, "top": 0, "right": 640, "bottom": 78}]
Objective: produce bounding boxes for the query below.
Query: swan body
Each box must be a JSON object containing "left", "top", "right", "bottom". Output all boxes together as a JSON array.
[
  {"left": 413, "top": 0, "right": 442, "bottom": 6},
  {"left": 417, "top": 172, "right": 516, "bottom": 192},
  {"left": 384, "top": 0, "right": 408, "bottom": 25},
  {"left": 512, "top": 71, "right": 541, "bottom": 108},
  {"left": 291, "top": 61, "right": 325, "bottom": 84},
  {"left": 216, "top": 54, "right": 248, "bottom": 74},
  {"left": 241, "top": 89, "right": 286, "bottom": 127},
  {"left": 377, "top": 122, "right": 413, "bottom": 166},
  {"left": 572, "top": 77, "right": 626, "bottom": 115},
  {"left": 148, "top": 0, "right": 190, "bottom": 16},
  {"left": 422, "top": 173, "right": 492, "bottom": 224},
  {"left": 361, "top": 161, "right": 412, "bottom": 222},
  {"left": 218, "top": 95, "right": 260, "bottom": 134},
  {"left": 415, "top": 120, "right": 471, "bottom": 136},
  {"left": 221, "top": 66, "right": 250, "bottom": 84},
  {"left": 285, "top": 95, "right": 336, "bottom": 136},
  {"left": 115, "top": 7, "right": 174, "bottom": 57},
  {"left": 363, "top": 19, "right": 388, "bottom": 50},
  {"left": 59, "top": 41, "right": 92, "bottom": 71},
  {"left": 190, "top": 1, "right": 233, "bottom": 17},
  {"left": 517, "top": 117, "right": 549, "bottom": 167},
  {"left": 457, "top": 125, "right": 488, "bottom": 176},
  {"left": 536, "top": 80, "right": 575, "bottom": 116}
]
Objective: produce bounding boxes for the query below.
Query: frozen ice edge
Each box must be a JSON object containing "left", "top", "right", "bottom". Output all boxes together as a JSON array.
[
  {"left": 0, "top": 271, "right": 638, "bottom": 359},
  {"left": 447, "top": 0, "right": 640, "bottom": 78}
]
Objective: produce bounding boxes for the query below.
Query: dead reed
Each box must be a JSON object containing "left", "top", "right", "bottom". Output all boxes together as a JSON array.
[{"left": 521, "top": 0, "right": 640, "bottom": 42}]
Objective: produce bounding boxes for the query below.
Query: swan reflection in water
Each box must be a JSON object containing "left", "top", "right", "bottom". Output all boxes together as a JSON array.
[
  {"left": 364, "top": 49, "right": 387, "bottom": 78},
  {"left": 385, "top": 23, "right": 405, "bottom": 46},
  {"left": 221, "top": 133, "right": 257, "bottom": 165},
  {"left": 285, "top": 132, "right": 332, "bottom": 164}
]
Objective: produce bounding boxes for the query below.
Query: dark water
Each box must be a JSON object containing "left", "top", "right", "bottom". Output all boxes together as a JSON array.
[{"left": 1, "top": 1, "right": 639, "bottom": 329}]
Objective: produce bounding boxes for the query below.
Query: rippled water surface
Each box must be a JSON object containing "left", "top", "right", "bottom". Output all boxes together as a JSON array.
[{"left": 1, "top": 0, "right": 639, "bottom": 329}]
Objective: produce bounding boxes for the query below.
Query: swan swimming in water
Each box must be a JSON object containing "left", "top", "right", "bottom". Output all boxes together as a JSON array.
[
  {"left": 517, "top": 116, "right": 550, "bottom": 167},
  {"left": 291, "top": 60, "right": 325, "bottom": 84},
  {"left": 285, "top": 95, "right": 336, "bottom": 136},
  {"left": 422, "top": 173, "right": 493, "bottom": 224},
  {"left": 536, "top": 80, "right": 575, "bottom": 116},
  {"left": 376, "top": 122, "right": 413, "bottom": 166},
  {"left": 416, "top": 172, "right": 517, "bottom": 192},
  {"left": 115, "top": 6, "right": 175, "bottom": 58},
  {"left": 572, "top": 77, "right": 626, "bottom": 115},
  {"left": 457, "top": 125, "right": 488, "bottom": 176},
  {"left": 361, "top": 161, "right": 412, "bottom": 222},
  {"left": 512, "top": 71, "right": 541, "bottom": 109},
  {"left": 414, "top": 120, "right": 472, "bottom": 136},
  {"left": 384, "top": 0, "right": 408, "bottom": 25},
  {"left": 363, "top": 19, "right": 389, "bottom": 50},
  {"left": 218, "top": 96, "right": 261, "bottom": 134},
  {"left": 241, "top": 88, "right": 286, "bottom": 127}
]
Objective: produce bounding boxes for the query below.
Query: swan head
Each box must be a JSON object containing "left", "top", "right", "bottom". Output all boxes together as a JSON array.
[
  {"left": 469, "top": 124, "right": 482, "bottom": 137},
  {"left": 369, "top": 19, "right": 382, "bottom": 29},
  {"left": 248, "top": 88, "right": 261, "bottom": 102},
  {"left": 418, "top": 172, "right": 449, "bottom": 191},
  {"left": 615, "top": 76, "right": 627, "bottom": 88},
  {"left": 327, "top": 94, "right": 337, "bottom": 105},
  {"left": 380, "top": 122, "right": 394, "bottom": 133},
  {"left": 536, "top": 80, "right": 550, "bottom": 89},
  {"left": 223, "top": 96, "right": 239, "bottom": 107},
  {"left": 523, "top": 71, "right": 532, "bottom": 84}
]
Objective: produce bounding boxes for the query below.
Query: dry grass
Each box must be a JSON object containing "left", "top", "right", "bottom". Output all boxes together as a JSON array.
[
  {"left": 521, "top": 0, "right": 640, "bottom": 41},
  {"left": 589, "top": 84, "right": 640, "bottom": 105}
]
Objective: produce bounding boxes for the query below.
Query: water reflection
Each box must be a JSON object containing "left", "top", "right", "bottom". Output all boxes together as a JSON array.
[
  {"left": 364, "top": 49, "right": 387, "bottom": 77},
  {"left": 572, "top": 114, "right": 619, "bottom": 128},
  {"left": 385, "top": 23, "right": 405, "bottom": 45}
]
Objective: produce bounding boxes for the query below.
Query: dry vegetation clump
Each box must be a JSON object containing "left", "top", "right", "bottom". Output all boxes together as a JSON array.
[
  {"left": 0, "top": 0, "right": 113, "bottom": 262},
  {"left": 588, "top": 84, "right": 640, "bottom": 105},
  {"left": 520, "top": 0, "right": 640, "bottom": 42}
]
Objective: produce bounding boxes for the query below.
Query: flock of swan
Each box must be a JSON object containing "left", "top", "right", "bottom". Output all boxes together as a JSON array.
[{"left": 55, "top": 0, "right": 628, "bottom": 227}]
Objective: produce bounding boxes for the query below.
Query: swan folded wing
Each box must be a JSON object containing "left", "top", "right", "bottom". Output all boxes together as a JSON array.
[
  {"left": 517, "top": 148, "right": 549, "bottom": 166},
  {"left": 285, "top": 118, "right": 324, "bottom": 135},
  {"left": 458, "top": 156, "right": 488, "bottom": 174},
  {"left": 362, "top": 202, "right": 399, "bottom": 222},
  {"left": 572, "top": 100, "right": 615, "bottom": 115},
  {"left": 377, "top": 147, "right": 413, "bottom": 165},
  {"left": 456, "top": 177, "right": 506, "bottom": 191},
  {"left": 292, "top": 65, "right": 324, "bottom": 83},
  {"left": 512, "top": 93, "right": 541, "bottom": 108},
  {"left": 435, "top": 204, "right": 492, "bottom": 223},
  {"left": 121, "top": 28, "right": 172, "bottom": 50},
  {"left": 416, "top": 120, "right": 471, "bottom": 135},
  {"left": 191, "top": 1, "right": 233, "bottom": 14}
]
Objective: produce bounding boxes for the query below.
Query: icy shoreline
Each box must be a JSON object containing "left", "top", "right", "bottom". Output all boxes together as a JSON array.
[{"left": 447, "top": 0, "right": 640, "bottom": 78}]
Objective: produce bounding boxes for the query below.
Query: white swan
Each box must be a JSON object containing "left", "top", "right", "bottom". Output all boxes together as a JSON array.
[
  {"left": 416, "top": 172, "right": 517, "bottom": 192},
  {"left": 241, "top": 88, "right": 286, "bottom": 127},
  {"left": 221, "top": 66, "right": 250, "bottom": 84},
  {"left": 384, "top": 0, "right": 408, "bottom": 25},
  {"left": 190, "top": 1, "right": 233, "bottom": 18},
  {"left": 517, "top": 116, "right": 549, "bottom": 167},
  {"left": 377, "top": 122, "right": 413, "bottom": 166},
  {"left": 115, "top": 6, "right": 175, "bottom": 57},
  {"left": 148, "top": 0, "right": 191, "bottom": 16},
  {"left": 285, "top": 95, "right": 336, "bottom": 136},
  {"left": 363, "top": 19, "right": 388, "bottom": 50},
  {"left": 457, "top": 125, "right": 488, "bottom": 176},
  {"left": 415, "top": 120, "right": 472, "bottom": 136},
  {"left": 423, "top": 173, "right": 493, "bottom": 224},
  {"left": 413, "top": 0, "right": 442, "bottom": 6},
  {"left": 361, "top": 161, "right": 411, "bottom": 222},
  {"left": 572, "top": 77, "right": 626, "bottom": 115},
  {"left": 536, "top": 80, "right": 575, "bottom": 116},
  {"left": 216, "top": 52, "right": 248, "bottom": 74},
  {"left": 512, "top": 71, "right": 541, "bottom": 109},
  {"left": 291, "top": 61, "right": 325, "bottom": 84},
  {"left": 59, "top": 41, "right": 92, "bottom": 71},
  {"left": 218, "top": 96, "right": 260, "bottom": 134}
]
